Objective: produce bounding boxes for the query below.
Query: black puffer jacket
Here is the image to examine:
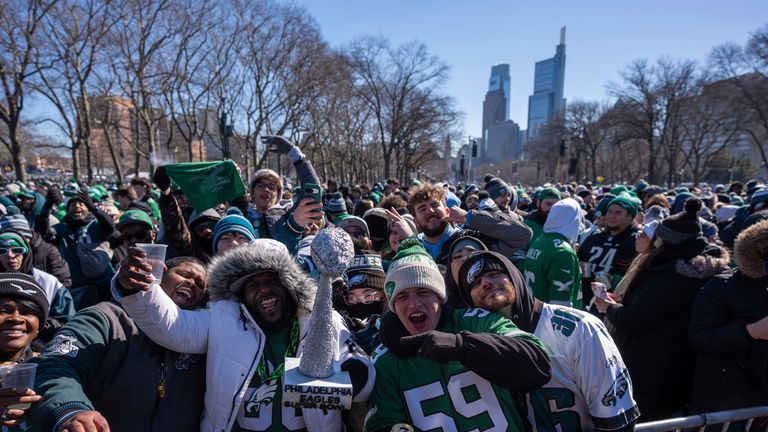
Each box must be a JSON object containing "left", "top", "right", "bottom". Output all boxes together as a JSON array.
[
  {"left": 605, "top": 237, "right": 730, "bottom": 421},
  {"left": 31, "top": 231, "right": 72, "bottom": 287},
  {"left": 689, "top": 219, "right": 768, "bottom": 413}
]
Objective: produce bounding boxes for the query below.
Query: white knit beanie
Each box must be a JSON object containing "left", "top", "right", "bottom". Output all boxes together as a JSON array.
[{"left": 384, "top": 238, "right": 445, "bottom": 311}]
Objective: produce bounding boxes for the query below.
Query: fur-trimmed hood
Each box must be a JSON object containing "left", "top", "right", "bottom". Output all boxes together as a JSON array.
[
  {"left": 672, "top": 242, "right": 731, "bottom": 280},
  {"left": 206, "top": 239, "right": 316, "bottom": 312},
  {"left": 735, "top": 219, "right": 768, "bottom": 279}
]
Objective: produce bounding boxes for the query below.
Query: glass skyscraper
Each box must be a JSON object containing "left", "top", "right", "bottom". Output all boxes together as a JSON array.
[
  {"left": 488, "top": 63, "right": 511, "bottom": 121},
  {"left": 527, "top": 27, "right": 566, "bottom": 138},
  {"left": 478, "top": 63, "right": 522, "bottom": 163}
]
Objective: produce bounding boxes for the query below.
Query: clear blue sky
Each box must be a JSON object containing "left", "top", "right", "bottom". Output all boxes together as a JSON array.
[{"left": 300, "top": 0, "right": 768, "bottom": 139}]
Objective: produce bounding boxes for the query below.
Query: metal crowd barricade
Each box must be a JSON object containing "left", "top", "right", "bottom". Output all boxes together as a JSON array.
[{"left": 636, "top": 406, "right": 768, "bottom": 432}]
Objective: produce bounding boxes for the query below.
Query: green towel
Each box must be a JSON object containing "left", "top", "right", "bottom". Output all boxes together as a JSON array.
[{"left": 164, "top": 160, "right": 245, "bottom": 212}]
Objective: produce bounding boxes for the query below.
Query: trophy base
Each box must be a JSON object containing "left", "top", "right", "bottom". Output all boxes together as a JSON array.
[{"left": 282, "top": 357, "right": 353, "bottom": 411}]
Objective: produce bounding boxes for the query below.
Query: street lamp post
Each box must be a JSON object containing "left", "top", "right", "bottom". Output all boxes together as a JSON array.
[{"left": 220, "top": 110, "right": 234, "bottom": 160}]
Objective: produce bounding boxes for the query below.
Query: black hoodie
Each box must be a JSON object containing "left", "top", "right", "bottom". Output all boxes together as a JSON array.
[{"left": 455, "top": 250, "right": 542, "bottom": 334}]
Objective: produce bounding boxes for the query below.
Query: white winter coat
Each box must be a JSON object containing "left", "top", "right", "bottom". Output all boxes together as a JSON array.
[{"left": 114, "top": 284, "right": 370, "bottom": 431}]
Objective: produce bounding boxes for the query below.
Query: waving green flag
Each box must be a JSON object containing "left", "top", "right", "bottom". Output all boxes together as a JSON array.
[{"left": 164, "top": 160, "right": 245, "bottom": 212}]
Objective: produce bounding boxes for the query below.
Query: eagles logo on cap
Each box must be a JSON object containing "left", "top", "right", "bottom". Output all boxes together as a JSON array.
[
  {"left": 466, "top": 259, "right": 484, "bottom": 285},
  {"left": 385, "top": 281, "right": 396, "bottom": 297},
  {"left": 348, "top": 274, "right": 367, "bottom": 287}
]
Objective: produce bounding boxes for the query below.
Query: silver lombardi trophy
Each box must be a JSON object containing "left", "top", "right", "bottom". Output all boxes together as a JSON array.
[{"left": 283, "top": 227, "right": 355, "bottom": 410}]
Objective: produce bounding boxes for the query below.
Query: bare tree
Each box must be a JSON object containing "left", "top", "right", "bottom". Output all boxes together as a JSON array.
[
  {"left": 397, "top": 90, "right": 461, "bottom": 182},
  {"left": 709, "top": 24, "right": 768, "bottom": 175},
  {"left": 301, "top": 51, "right": 375, "bottom": 182},
  {"left": 159, "top": 0, "right": 237, "bottom": 162},
  {"left": 228, "top": 0, "right": 329, "bottom": 176},
  {"left": 524, "top": 118, "right": 567, "bottom": 183},
  {"left": 679, "top": 81, "right": 743, "bottom": 185},
  {"left": 566, "top": 99, "right": 611, "bottom": 182},
  {"left": 656, "top": 58, "right": 697, "bottom": 185},
  {"left": 347, "top": 36, "right": 452, "bottom": 181},
  {"left": 608, "top": 57, "right": 696, "bottom": 184},
  {"left": 103, "top": 0, "right": 182, "bottom": 176},
  {"left": 0, "top": 0, "right": 58, "bottom": 183},
  {"left": 34, "top": 0, "right": 118, "bottom": 182}
]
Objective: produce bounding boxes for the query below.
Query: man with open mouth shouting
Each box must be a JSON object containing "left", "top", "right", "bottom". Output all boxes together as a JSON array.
[{"left": 365, "top": 238, "right": 552, "bottom": 432}]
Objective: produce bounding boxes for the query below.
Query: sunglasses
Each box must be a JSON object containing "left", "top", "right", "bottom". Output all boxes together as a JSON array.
[
  {"left": 121, "top": 230, "right": 151, "bottom": 242},
  {"left": 0, "top": 247, "right": 26, "bottom": 256}
]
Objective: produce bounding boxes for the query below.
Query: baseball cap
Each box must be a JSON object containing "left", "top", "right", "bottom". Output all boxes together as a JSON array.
[{"left": 117, "top": 210, "right": 154, "bottom": 230}]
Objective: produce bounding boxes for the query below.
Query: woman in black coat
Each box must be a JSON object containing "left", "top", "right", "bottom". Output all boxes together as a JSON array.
[
  {"left": 596, "top": 199, "right": 730, "bottom": 421},
  {"left": 689, "top": 218, "right": 768, "bottom": 412}
]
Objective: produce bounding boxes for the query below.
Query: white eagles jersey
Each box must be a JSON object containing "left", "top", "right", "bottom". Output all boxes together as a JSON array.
[{"left": 528, "top": 304, "right": 640, "bottom": 431}]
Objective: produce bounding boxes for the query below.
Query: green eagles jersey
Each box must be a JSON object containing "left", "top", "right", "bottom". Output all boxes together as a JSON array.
[
  {"left": 523, "top": 232, "right": 582, "bottom": 309},
  {"left": 365, "top": 308, "right": 543, "bottom": 432},
  {"left": 524, "top": 218, "right": 544, "bottom": 246}
]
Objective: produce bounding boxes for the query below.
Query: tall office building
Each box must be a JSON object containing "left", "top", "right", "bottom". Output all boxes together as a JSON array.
[
  {"left": 478, "top": 64, "right": 521, "bottom": 165},
  {"left": 488, "top": 64, "right": 511, "bottom": 120},
  {"left": 527, "top": 27, "right": 567, "bottom": 138}
]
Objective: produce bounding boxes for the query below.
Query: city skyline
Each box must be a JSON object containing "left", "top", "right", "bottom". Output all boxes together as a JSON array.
[{"left": 301, "top": 0, "right": 768, "bottom": 140}]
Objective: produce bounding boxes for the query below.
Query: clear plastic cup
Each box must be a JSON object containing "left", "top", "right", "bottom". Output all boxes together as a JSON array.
[
  {"left": 136, "top": 243, "right": 167, "bottom": 283},
  {"left": 0, "top": 363, "right": 37, "bottom": 409}
]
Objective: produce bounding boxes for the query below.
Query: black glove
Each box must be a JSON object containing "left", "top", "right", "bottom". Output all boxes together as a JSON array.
[
  {"left": 76, "top": 190, "right": 96, "bottom": 212},
  {"left": 153, "top": 166, "right": 171, "bottom": 191},
  {"left": 44, "top": 187, "right": 63, "bottom": 209},
  {"left": 400, "top": 330, "right": 465, "bottom": 363},
  {"left": 48, "top": 187, "right": 63, "bottom": 204},
  {"left": 261, "top": 135, "right": 295, "bottom": 155},
  {"left": 340, "top": 358, "right": 368, "bottom": 398},
  {"left": 378, "top": 309, "right": 419, "bottom": 358}
]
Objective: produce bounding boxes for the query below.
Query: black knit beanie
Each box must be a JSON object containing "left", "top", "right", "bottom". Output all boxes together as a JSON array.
[
  {"left": 0, "top": 273, "right": 49, "bottom": 325},
  {"left": 654, "top": 198, "right": 702, "bottom": 245}
]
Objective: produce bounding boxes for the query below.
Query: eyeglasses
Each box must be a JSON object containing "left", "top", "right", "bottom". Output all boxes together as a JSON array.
[
  {"left": 344, "top": 290, "right": 382, "bottom": 305},
  {"left": 254, "top": 183, "right": 279, "bottom": 192},
  {"left": 0, "top": 247, "right": 26, "bottom": 256}
]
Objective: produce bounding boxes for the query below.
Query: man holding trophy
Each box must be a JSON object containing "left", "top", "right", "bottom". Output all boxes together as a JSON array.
[{"left": 112, "top": 232, "right": 372, "bottom": 431}]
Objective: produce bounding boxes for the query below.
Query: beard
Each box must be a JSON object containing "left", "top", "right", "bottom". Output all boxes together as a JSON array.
[
  {"left": 475, "top": 280, "right": 517, "bottom": 311},
  {"left": 250, "top": 293, "right": 297, "bottom": 332},
  {"left": 420, "top": 220, "right": 448, "bottom": 238}
]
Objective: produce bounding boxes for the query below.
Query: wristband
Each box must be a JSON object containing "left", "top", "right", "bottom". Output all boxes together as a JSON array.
[{"left": 287, "top": 146, "right": 305, "bottom": 163}]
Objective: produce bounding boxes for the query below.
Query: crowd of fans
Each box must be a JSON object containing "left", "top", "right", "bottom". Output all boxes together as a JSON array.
[{"left": 0, "top": 135, "right": 766, "bottom": 431}]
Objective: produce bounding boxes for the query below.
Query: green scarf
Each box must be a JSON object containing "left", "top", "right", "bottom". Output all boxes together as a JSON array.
[{"left": 164, "top": 160, "right": 246, "bottom": 212}]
